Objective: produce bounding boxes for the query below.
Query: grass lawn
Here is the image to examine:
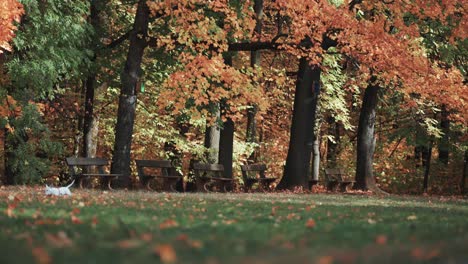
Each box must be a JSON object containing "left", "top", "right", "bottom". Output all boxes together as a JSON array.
[{"left": 0, "top": 186, "right": 467, "bottom": 263}]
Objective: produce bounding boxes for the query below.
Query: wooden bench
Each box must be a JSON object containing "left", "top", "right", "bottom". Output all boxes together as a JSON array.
[
  {"left": 135, "top": 159, "right": 182, "bottom": 191},
  {"left": 324, "top": 168, "right": 354, "bottom": 192},
  {"left": 66, "top": 157, "right": 122, "bottom": 190},
  {"left": 240, "top": 164, "right": 277, "bottom": 192},
  {"left": 191, "top": 163, "right": 233, "bottom": 192}
]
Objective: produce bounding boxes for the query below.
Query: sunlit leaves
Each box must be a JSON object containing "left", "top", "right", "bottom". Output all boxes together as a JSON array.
[{"left": 0, "top": 0, "right": 23, "bottom": 53}]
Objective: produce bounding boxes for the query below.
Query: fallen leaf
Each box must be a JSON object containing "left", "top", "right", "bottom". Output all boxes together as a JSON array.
[
  {"left": 159, "top": 219, "right": 179, "bottom": 229},
  {"left": 188, "top": 240, "right": 203, "bottom": 249},
  {"left": 375, "top": 235, "right": 387, "bottom": 245},
  {"left": 116, "top": 239, "right": 142, "bottom": 249},
  {"left": 271, "top": 206, "right": 279, "bottom": 216},
  {"left": 45, "top": 231, "right": 73, "bottom": 248},
  {"left": 32, "top": 247, "right": 51, "bottom": 264},
  {"left": 317, "top": 256, "right": 334, "bottom": 264},
  {"left": 71, "top": 215, "right": 83, "bottom": 224},
  {"left": 407, "top": 215, "right": 417, "bottom": 221},
  {"left": 305, "top": 219, "right": 316, "bottom": 228},
  {"left": 154, "top": 244, "right": 177, "bottom": 263}
]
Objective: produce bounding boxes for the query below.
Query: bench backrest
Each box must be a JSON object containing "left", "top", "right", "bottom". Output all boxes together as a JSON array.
[
  {"left": 240, "top": 164, "right": 267, "bottom": 179},
  {"left": 135, "top": 159, "right": 175, "bottom": 177},
  {"left": 324, "top": 168, "right": 345, "bottom": 181},
  {"left": 66, "top": 157, "right": 108, "bottom": 166},
  {"left": 191, "top": 163, "right": 225, "bottom": 178},
  {"left": 66, "top": 157, "right": 108, "bottom": 176}
]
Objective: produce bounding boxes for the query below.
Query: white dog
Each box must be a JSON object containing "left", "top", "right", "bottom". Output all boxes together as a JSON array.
[{"left": 45, "top": 180, "right": 75, "bottom": 196}]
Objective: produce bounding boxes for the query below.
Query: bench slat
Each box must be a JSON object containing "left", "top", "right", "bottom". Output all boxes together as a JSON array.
[
  {"left": 192, "top": 163, "right": 224, "bottom": 171},
  {"left": 66, "top": 157, "right": 108, "bottom": 166},
  {"left": 135, "top": 159, "right": 173, "bottom": 168}
]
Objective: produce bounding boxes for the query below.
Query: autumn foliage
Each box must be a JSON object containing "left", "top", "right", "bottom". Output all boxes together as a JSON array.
[{"left": 0, "top": 0, "right": 23, "bottom": 53}]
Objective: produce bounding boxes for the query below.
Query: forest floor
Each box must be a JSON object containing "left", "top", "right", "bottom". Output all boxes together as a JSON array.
[{"left": 0, "top": 186, "right": 467, "bottom": 264}]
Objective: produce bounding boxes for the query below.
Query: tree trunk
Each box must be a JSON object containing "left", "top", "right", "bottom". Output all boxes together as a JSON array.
[
  {"left": 438, "top": 105, "right": 449, "bottom": 164},
  {"left": 461, "top": 150, "right": 467, "bottom": 194},
  {"left": 354, "top": 83, "right": 380, "bottom": 192},
  {"left": 246, "top": 0, "right": 263, "bottom": 162},
  {"left": 204, "top": 106, "right": 220, "bottom": 163},
  {"left": 83, "top": 75, "right": 96, "bottom": 157},
  {"left": 218, "top": 117, "right": 234, "bottom": 179},
  {"left": 111, "top": 0, "right": 149, "bottom": 187},
  {"left": 423, "top": 141, "right": 433, "bottom": 193},
  {"left": 311, "top": 135, "right": 320, "bottom": 181},
  {"left": 326, "top": 116, "right": 341, "bottom": 167},
  {"left": 218, "top": 56, "right": 234, "bottom": 179},
  {"left": 82, "top": 0, "right": 105, "bottom": 158},
  {"left": 277, "top": 58, "right": 320, "bottom": 190}
]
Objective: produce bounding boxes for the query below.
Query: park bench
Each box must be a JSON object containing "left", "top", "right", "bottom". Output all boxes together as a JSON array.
[
  {"left": 240, "top": 164, "right": 277, "bottom": 192},
  {"left": 191, "top": 163, "right": 233, "bottom": 192},
  {"left": 324, "top": 168, "right": 354, "bottom": 192},
  {"left": 66, "top": 157, "right": 122, "bottom": 190},
  {"left": 135, "top": 159, "right": 182, "bottom": 191}
]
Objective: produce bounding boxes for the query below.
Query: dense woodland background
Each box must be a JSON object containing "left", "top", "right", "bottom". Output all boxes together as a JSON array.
[{"left": 0, "top": 0, "right": 466, "bottom": 194}]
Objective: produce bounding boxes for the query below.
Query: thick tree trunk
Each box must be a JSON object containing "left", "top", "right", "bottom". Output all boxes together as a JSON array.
[
  {"left": 204, "top": 106, "right": 220, "bottom": 163},
  {"left": 246, "top": 0, "right": 263, "bottom": 162},
  {"left": 461, "top": 150, "right": 467, "bottom": 194},
  {"left": 83, "top": 75, "right": 96, "bottom": 157},
  {"left": 354, "top": 84, "right": 380, "bottom": 191},
  {"left": 218, "top": 118, "right": 234, "bottom": 179},
  {"left": 218, "top": 56, "right": 235, "bottom": 179},
  {"left": 82, "top": 0, "right": 104, "bottom": 158},
  {"left": 438, "top": 106, "right": 449, "bottom": 164},
  {"left": 277, "top": 58, "right": 320, "bottom": 190},
  {"left": 111, "top": 0, "right": 149, "bottom": 187},
  {"left": 326, "top": 116, "right": 341, "bottom": 167},
  {"left": 423, "top": 141, "right": 433, "bottom": 193}
]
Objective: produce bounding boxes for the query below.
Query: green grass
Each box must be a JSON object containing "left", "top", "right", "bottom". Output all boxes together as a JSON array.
[{"left": 1, "top": 186, "right": 467, "bottom": 263}]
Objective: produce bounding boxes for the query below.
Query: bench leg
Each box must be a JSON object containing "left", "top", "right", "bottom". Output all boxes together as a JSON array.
[
  {"left": 163, "top": 178, "right": 179, "bottom": 192},
  {"left": 339, "top": 182, "right": 352, "bottom": 192},
  {"left": 327, "top": 181, "right": 338, "bottom": 191},
  {"left": 107, "top": 177, "right": 117, "bottom": 190},
  {"left": 146, "top": 179, "right": 154, "bottom": 191},
  {"left": 244, "top": 181, "right": 254, "bottom": 192}
]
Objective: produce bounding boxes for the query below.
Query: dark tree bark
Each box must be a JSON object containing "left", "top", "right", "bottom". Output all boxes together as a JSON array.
[
  {"left": 354, "top": 83, "right": 381, "bottom": 192},
  {"left": 218, "top": 118, "right": 234, "bottom": 179},
  {"left": 438, "top": 106, "right": 449, "bottom": 164},
  {"left": 326, "top": 116, "right": 341, "bottom": 167},
  {"left": 277, "top": 58, "right": 320, "bottom": 190},
  {"left": 246, "top": 0, "right": 263, "bottom": 162},
  {"left": 218, "top": 56, "right": 235, "bottom": 179},
  {"left": 111, "top": 0, "right": 149, "bottom": 187},
  {"left": 82, "top": 0, "right": 106, "bottom": 158},
  {"left": 423, "top": 141, "right": 433, "bottom": 193},
  {"left": 83, "top": 75, "right": 96, "bottom": 157},
  {"left": 461, "top": 150, "right": 467, "bottom": 194},
  {"left": 307, "top": 81, "right": 321, "bottom": 182}
]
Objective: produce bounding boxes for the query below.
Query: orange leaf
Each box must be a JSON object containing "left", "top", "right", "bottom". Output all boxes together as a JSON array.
[
  {"left": 116, "top": 239, "right": 142, "bottom": 249},
  {"left": 45, "top": 231, "right": 73, "bottom": 248},
  {"left": 305, "top": 219, "right": 316, "bottom": 228},
  {"left": 317, "top": 256, "right": 334, "bottom": 264},
  {"left": 159, "top": 219, "right": 179, "bottom": 229},
  {"left": 32, "top": 247, "right": 51, "bottom": 264},
  {"left": 71, "top": 215, "right": 83, "bottom": 224},
  {"left": 154, "top": 244, "right": 177, "bottom": 263},
  {"left": 375, "top": 235, "right": 387, "bottom": 245}
]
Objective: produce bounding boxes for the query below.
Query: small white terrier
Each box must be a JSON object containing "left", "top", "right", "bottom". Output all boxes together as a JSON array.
[{"left": 45, "top": 180, "right": 75, "bottom": 196}]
